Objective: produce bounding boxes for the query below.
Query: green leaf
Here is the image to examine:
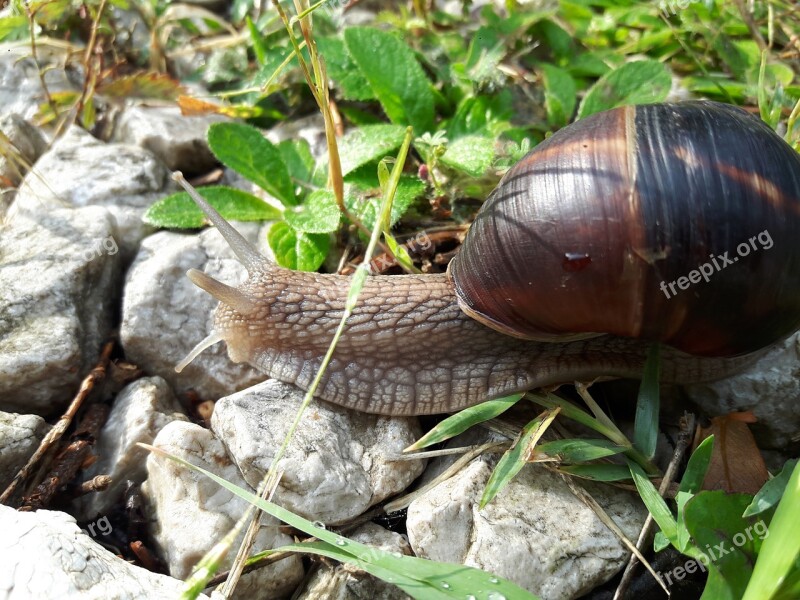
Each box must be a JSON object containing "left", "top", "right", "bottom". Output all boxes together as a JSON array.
[
  {"left": 559, "top": 463, "right": 632, "bottom": 482},
  {"left": 246, "top": 16, "right": 267, "bottom": 65},
  {"left": 675, "top": 435, "right": 715, "bottom": 553},
  {"left": 338, "top": 124, "right": 408, "bottom": 177},
  {"left": 406, "top": 394, "right": 524, "bottom": 451},
  {"left": 207, "top": 122, "right": 296, "bottom": 206},
  {"left": 383, "top": 232, "right": 416, "bottom": 273},
  {"left": 440, "top": 135, "right": 496, "bottom": 177},
  {"left": 681, "top": 435, "right": 715, "bottom": 495},
  {"left": 284, "top": 190, "right": 340, "bottom": 233},
  {"left": 536, "top": 438, "right": 626, "bottom": 463},
  {"left": 481, "top": 408, "right": 559, "bottom": 507},
  {"left": 345, "top": 173, "right": 425, "bottom": 231},
  {"left": 653, "top": 531, "right": 670, "bottom": 552},
  {"left": 316, "top": 36, "right": 375, "bottom": 101},
  {"left": 344, "top": 27, "right": 435, "bottom": 133},
  {"left": 744, "top": 463, "right": 800, "bottom": 600},
  {"left": 744, "top": 458, "right": 799, "bottom": 518},
  {"left": 277, "top": 139, "right": 315, "bottom": 188},
  {"left": 578, "top": 60, "right": 672, "bottom": 118},
  {"left": 684, "top": 491, "right": 765, "bottom": 600},
  {"left": 0, "top": 15, "right": 30, "bottom": 42},
  {"left": 268, "top": 221, "right": 329, "bottom": 271},
  {"left": 634, "top": 344, "right": 660, "bottom": 460},
  {"left": 447, "top": 92, "right": 513, "bottom": 139},
  {"left": 540, "top": 63, "right": 576, "bottom": 127},
  {"left": 143, "top": 186, "right": 282, "bottom": 228},
  {"left": 143, "top": 444, "right": 541, "bottom": 600},
  {"left": 628, "top": 459, "right": 678, "bottom": 547}
]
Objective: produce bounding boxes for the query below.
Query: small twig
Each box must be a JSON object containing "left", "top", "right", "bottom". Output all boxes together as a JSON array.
[
  {"left": 72, "top": 0, "right": 108, "bottom": 129},
  {"left": 0, "top": 341, "right": 114, "bottom": 506},
  {"left": 20, "top": 403, "right": 110, "bottom": 511},
  {"left": 612, "top": 413, "right": 697, "bottom": 600},
  {"left": 23, "top": 4, "right": 59, "bottom": 124}
]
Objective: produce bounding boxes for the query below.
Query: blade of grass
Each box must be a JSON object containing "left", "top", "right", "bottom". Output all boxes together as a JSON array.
[
  {"left": 405, "top": 394, "right": 523, "bottom": 452},
  {"left": 628, "top": 459, "right": 678, "bottom": 548},
  {"left": 528, "top": 393, "right": 659, "bottom": 475},
  {"left": 633, "top": 344, "right": 660, "bottom": 461},
  {"left": 480, "top": 407, "right": 559, "bottom": 507}
]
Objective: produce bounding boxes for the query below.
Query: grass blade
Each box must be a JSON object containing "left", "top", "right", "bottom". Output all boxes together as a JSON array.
[
  {"left": 405, "top": 394, "right": 523, "bottom": 451},
  {"left": 480, "top": 408, "right": 559, "bottom": 508},
  {"left": 628, "top": 459, "right": 677, "bottom": 547},
  {"left": 633, "top": 343, "right": 660, "bottom": 460}
]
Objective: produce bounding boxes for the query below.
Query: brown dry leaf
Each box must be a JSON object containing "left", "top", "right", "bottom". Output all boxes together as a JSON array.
[
  {"left": 178, "top": 95, "right": 265, "bottom": 119},
  {"left": 178, "top": 95, "right": 225, "bottom": 116},
  {"left": 696, "top": 412, "right": 769, "bottom": 495}
]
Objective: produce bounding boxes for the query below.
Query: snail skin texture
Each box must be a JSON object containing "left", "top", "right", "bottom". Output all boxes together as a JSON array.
[{"left": 177, "top": 101, "right": 800, "bottom": 416}]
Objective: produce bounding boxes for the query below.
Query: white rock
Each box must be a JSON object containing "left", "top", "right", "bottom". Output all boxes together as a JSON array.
[
  {"left": 0, "top": 504, "right": 206, "bottom": 600},
  {"left": 112, "top": 105, "right": 226, "bottom": 174},
  {"left": 142, "top": 421, "right": 304, "bottom": 599},
  {"left": 14, "top": 126, "right": 172, "bottom": 259},
  {"left": 211, "top": 380, "right": 425, "bottom": 524},
  {"left": 296, "top": 522, "right": 413, "bottom": 600},
  {"left": 0, "top": 412, "right": 49, "bottom": 490},
  {"left": 0, "top": 205, "right": 120, "bottom": 414},
  {"left": 0, "top": 46, "right": 75, "bottom": 121},
  {"left": 120, "top": 224, "right": 268, "bottom": 400},
  {"left": 686, "top": 331, "right": 800, "bottom": 449},
  {"left": 73, "top": 377, "right": 187, "bottom": 520},
  {"left": 406, "top": 436, "right": 647, "bottom": 600}
]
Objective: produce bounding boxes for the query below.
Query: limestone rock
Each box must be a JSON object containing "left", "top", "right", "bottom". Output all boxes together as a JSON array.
[
  {"left": 0, "top": 205, "right": 120, "bottom": 414},
  {"left": 406, "top": 433, "right": 647, "bottom": 600},
  {"left": 142, "top": 421, "right": 304, "bottom": 599},
  {"left": 211, "top": 380, "right": 425, "bottom": 524},
  {"left": 0, "top": 505, "right": 206, "bottom": 600}
]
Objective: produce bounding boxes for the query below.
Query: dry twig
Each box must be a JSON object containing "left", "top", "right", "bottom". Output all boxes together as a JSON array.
[{"left": 0, "top": 341, "right": 114, "bottom": 506}]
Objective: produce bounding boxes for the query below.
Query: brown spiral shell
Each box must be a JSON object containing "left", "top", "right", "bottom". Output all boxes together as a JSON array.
[{"left": 449, "top": 101, "right": 800, "bottom": 357}]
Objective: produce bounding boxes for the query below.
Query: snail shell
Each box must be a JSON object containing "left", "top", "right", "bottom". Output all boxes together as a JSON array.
[{"left": 450, "top": 101, "right": 800, "bottom": 356}]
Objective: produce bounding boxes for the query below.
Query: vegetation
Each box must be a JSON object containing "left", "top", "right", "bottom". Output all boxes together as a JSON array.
[{"left": 5, "top": 0, "right": 799, "bottom": 598}]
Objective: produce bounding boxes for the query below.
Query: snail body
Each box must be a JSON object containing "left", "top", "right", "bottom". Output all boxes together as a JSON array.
[{"left": 177, "top": 101, "right": 800, "bottom": 415}]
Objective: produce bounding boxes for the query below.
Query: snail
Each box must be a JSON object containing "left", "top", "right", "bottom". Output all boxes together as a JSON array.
[{"left": 175, "top": 101, "right": 800, "bottom": 416}]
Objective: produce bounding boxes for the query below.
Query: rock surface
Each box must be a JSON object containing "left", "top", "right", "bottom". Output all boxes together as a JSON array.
[
  {"left": 0, "top": 112, "right": 48, "bottom": 212},
  {"left": 72, "top": 377, "right": 187, "bottom": 520},
  {"left": 13, "top": 126, "right": 172, "bottom": 260},
  {"left": 0, "top": 205, "right": 120, "bottom": 415},
  {"left": 0, "top": 47, "right": 75, "bottom": 121},
  {"left": 0, "top": 412, "right": 49, "bottom": 490},
  {"left": 686, "top": 331, "right": 800, "bottom": 449},
  {"left": 0, "top": 504, "right": 207, "bottom": 600},
  {"left": 112, "top": 105, "right": 226, "bottom": 174},
  {"left": 296, "top": 522, "right": 413, "bottom": 600},
  {"left": 211, "top": 380, "right": 425, "bottom": 524},
  {"left": 142, "top": 420, "right": 304, "bottom": 599},
  {"left": 120, "top": 223, "right": 268, "bottom": 400},
  {"left": 406, "top": 433, "right": 647, "bottom": 600}
]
